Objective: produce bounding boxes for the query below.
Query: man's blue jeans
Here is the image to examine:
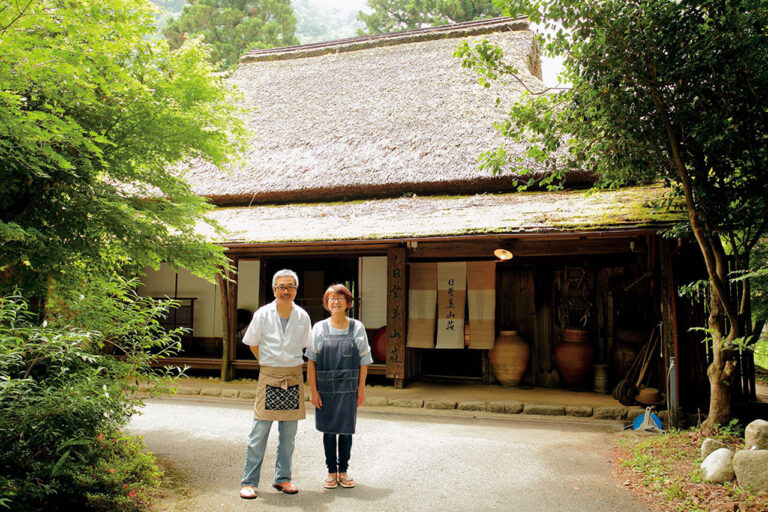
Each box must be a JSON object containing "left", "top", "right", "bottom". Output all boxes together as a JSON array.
[{"left": 241, "top": 419, "right": 298, "bottom": 487}]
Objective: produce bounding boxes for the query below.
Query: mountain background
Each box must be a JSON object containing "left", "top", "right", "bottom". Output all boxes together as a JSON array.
[{"left": 149, "top": 0, "right": 366, "bottom": 44}]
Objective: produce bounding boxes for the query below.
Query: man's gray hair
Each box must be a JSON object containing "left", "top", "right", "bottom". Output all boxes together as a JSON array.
[{"left": 272, "top": 269, "right": 299, "bottom": 288}]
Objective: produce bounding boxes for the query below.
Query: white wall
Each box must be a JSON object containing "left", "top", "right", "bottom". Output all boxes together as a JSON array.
[
  {"left": 237, "top": 260, "right": 261, "bottom": 314},
  {"left": 359, "top": 256, "right": 387, "bottom": 329},
  {"left": 139, "top": 263, "right": 222, "bottom": 338}
]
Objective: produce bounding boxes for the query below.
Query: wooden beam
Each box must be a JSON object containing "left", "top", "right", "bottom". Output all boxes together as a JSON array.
[
  {"left": 408, "top": 237, "right": 646, "bottom": 259},
  {"left": 386, "top": 246, "right": 407, "bottom": 381}
]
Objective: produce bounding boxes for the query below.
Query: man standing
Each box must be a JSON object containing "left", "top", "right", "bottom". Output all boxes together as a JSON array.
[{"left": 239, "top": 269, "right": 311, "bottom": 500}]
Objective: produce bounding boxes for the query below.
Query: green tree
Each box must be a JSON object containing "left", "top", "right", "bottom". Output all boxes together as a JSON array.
[
  {"left": 357, "top": 0, "right": 501, "bottom": 35},
  {"left": 162, "top": 0, "right": 299, "bottom": 71},
  {"left": 456, "top": 0, "right": 768, "bottom": 428},
  {"left": 0, "top": 0, "right": 248, "bottom": 301}
]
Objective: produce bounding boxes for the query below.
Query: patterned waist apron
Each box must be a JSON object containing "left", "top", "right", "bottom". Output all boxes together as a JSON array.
[
  {"left": 253, "top": 365, "right": 306, "bottom": 421},
  {"left": 315, "top": 319, "right": 360, "bottom": 434}
]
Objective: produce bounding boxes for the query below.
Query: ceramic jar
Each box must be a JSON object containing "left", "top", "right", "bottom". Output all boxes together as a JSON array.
[
  {"left": 610, "top": 329, "right": 643, "bottom": 381},
  {"left": 554, "top": 327, "right": 595, "bottom": 387},
  {"left": 489, "top": 330, "right": 530, "bottom": 387}
]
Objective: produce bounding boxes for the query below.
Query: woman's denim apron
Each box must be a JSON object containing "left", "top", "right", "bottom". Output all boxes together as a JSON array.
[{"left": 315, "top": 319, "right": 360, "bottom": 434}]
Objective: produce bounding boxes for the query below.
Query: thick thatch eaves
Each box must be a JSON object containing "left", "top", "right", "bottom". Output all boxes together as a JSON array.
[
  {"left": 182, "top": 17, "right": 587, "bottom": 206},
  {"left": 198, "top": 185, "right": 681, "bottom": 245}
]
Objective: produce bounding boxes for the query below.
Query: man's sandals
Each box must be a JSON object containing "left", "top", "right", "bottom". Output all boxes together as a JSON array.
[
  {"left": 239, "top": 486, "right": 257, "bottom": 499},
  {"left": 272, "top": 481, "right": 299, "bottom": 494}
]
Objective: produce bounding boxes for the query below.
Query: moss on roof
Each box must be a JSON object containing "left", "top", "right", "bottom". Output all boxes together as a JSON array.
[{"left": 199, "top": 184, "right": 683, "bottom": 244}]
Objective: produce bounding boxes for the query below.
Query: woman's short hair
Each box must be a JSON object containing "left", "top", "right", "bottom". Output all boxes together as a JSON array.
[
  {"left": 272, "top": 269, "right": 299, "bottom": 288},
  {"left": 323, "top": 284, "right": 354, "bottom": 312}
]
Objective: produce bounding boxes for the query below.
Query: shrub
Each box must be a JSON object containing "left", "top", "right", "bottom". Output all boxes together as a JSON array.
[{"left": 0, "top": 277, "right": 184, "bottom": 511}]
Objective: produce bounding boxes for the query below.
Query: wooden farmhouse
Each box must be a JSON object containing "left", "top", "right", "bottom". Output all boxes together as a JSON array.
[{"left": 138, "top": 17, "right": 756, "bottom": 422}]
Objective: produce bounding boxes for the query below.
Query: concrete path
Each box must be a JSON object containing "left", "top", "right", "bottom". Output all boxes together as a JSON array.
[{"left": 128, "top": 398, "right": 650, "bottom": 512}]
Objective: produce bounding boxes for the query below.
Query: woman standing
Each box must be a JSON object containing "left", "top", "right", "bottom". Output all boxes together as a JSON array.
[{"left": 306, "top": 284, "right": 373, "bottom": 489}]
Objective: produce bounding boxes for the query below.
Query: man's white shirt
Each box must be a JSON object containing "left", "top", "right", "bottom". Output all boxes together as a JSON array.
[{"left": 242, "top": 300, "right": 311, "bottom": 367}]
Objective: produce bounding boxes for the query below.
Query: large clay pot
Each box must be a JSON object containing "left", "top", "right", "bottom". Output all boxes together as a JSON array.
[
  {"left": 610, "top": 341, "right": 639, "bottom": 381},
  {"left": 489, "top": 330, "right": 530, "bottom": 387},
  {"left": 371, "top": 327, "right": 387, "bottom": 362},
  {"left": 554, "top": 327, "right": 595, "bottom": 387},
  {"left": 610, "top": 329, "right": 644, "bottom": 381}
]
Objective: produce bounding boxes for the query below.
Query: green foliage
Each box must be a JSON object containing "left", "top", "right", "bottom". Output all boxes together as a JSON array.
[
  {"left": 358, "top": 0, "right": 502, "bottom": 34},
  {"left": 0, "top": 280, "right": 182, "bottom": 511},
  {"left": 0, "top": 0, "right": 248, "bottom": 299},
  {"left": 163, "top": 0, "right": 299, "bottom": 70}
]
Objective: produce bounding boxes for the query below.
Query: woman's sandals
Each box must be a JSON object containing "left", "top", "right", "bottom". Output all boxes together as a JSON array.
[
  {"left": 338, "top": 474, "right": 356, "bottom": 488},
  {"left": 323, "top": 476, "right": 338, "bottom": 489}
]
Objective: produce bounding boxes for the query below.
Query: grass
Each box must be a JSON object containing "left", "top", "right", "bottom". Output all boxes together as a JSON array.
[{"left": 615, "top": 423, "right": 767, "bottom": 512}]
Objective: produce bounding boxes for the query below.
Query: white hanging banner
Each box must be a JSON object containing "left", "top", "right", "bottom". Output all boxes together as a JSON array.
[{"left": 436, "top": 262, "right": 466, "bottom": 349}]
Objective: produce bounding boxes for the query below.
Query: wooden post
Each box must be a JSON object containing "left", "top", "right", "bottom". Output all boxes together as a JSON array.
[
  {"left": 217, "top": 271, "right": 231, "bottom": 382},
  {"left": 658, "top": 237, "right": 680, "bottom": 426},
  {"left": 218, "top": 259, "right": 237, "bottom": 382},
  {"left": 386, "top": 246, "right": 406, "bottom": 387},
  {"left": 227, "top": 259, "right": 238, "bottom": 381}
]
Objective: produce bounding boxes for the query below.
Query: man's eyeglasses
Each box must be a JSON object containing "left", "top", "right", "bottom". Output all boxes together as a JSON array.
[{"left": 275, "top": 285, "right": 297, "bottom": 291}]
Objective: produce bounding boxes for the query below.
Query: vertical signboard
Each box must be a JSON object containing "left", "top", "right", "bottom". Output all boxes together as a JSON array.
[{"left": 386, "top": 247, "right": 406, "bottom": 379}]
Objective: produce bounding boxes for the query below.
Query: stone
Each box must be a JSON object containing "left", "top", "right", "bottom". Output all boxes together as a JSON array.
[
  {"left": 523, "top": 404, "right": 565, "bottom": 416},
  {"left": 565, "top": 406, "right": 593, "bottom": 417},
  {"left": 733, "top": 449, "right": 768, "bottom": 491},
  {"left": 199, "top": 387, "right": 222, "bottom": 397},
  {"left": 701, "top": 438, "right": 728, "bottom": 460},
  {"left": 744, "top": 419, "right": 768, "bottom": 450},
  {"left": 424, "top": 400, "right": 456, "bottom": 410},
  {"left": 457, "top": 401, "right": 487, "bottom": 411},
  {"left": 593, "top": 406, "right": 626, "bottom": 420},
  {"left": 364, "top": 396, "right": 389, "bottom": 407},
  {"left": 700, "top": 448, "right": 735, "bottom": 483},
  {"left": 175, "top": 387, "right": 200, "bottom": 396},
  {"left": 626, "top": 408, "right": 645, "bottom": 421},
  {"left": 238, "top": 390, "right": 256, "bottom": 400},
  {"left": 220, "top": 389, "right": 239, "bottom": 398},
  {"left": 390, "top": 399, "right": 423, "bottom": 408},
  {"left": 487, "top": 400, "right": 523, "bottom": 414}
]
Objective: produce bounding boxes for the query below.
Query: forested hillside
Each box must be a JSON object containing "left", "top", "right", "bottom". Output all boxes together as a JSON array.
[{"left": 149, "top": 0, "right": 363, "bottom": 45}]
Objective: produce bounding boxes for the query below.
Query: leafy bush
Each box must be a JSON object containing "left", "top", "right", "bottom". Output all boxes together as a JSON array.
[{"left": 0, "top": 277, "right": 184, "bottom": 511}]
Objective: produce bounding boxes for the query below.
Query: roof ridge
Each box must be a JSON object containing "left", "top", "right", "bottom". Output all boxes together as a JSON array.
[{"left": 241, "top": 16, "right": 529, "bottom": 63}]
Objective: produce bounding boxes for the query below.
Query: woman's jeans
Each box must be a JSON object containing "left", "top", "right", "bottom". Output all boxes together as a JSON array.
[{"left": 323, "top": 433, "right": 352, "bottom": 473}]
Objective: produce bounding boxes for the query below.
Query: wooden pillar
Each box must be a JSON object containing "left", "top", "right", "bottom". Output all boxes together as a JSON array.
[
  {"left": 217, "top": 258, "right": 237, "bottom": 382},
  {"left": 386, "top": 246, "right": 407, "bottom": 388},
  {"left": 658, "top": 237, "right": 680, "bottom": 426}
]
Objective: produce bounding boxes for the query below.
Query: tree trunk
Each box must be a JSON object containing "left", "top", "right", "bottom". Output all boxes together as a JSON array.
[{"left": 702, "top": 291, "right": 736, "bottom": 429}]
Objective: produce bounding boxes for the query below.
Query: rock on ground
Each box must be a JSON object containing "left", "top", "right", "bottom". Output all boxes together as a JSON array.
[
  {"left": 700, "top": 448, "right": 735, "bottom": 483},
  {"left": 744, "top": 419, "right": 768, "bottom": 450},
  {"left": 733, "top": 449, "right": 768, "bottom": 492},
  {"left": 701, "top": 438, "right": 728, "bottom": 460}
]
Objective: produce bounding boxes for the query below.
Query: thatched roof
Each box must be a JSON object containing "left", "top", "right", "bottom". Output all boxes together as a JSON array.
[
  {"left": 183, "top": 17, "right": 584, "bottom": 206},
  {"left": 199, "top": 185, "right": 679, "bottom": 245}
]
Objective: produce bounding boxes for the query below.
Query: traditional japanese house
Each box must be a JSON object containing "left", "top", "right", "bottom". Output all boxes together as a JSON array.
[{"left": 139, "top": 17, "right": 755, "bottom": 421}]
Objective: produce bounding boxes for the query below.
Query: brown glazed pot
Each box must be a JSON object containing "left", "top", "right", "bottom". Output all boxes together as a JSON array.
[
  {"left": 489, "top": 330, "right": 530, "bottom": 387},
  {"left": 554, "top": 328, "right": 595, "bottom": 387}
]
